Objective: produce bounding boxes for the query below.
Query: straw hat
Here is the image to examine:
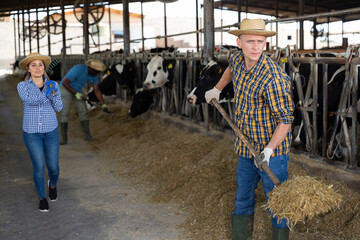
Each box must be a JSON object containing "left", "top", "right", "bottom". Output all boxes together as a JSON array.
[
  {"left": 19, "top": 52, "right": 51, "bottom": 70},
  {"left": 86, "top": 59, "right": 106, "bottom": 72},
  {"left": 228, "top": 18, "right": 276, "bottom": 37}
]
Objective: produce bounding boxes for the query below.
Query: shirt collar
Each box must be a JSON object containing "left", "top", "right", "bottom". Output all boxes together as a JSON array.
[
  {"left": 28, "top": 76, "right": 47, "bottom": 84},
  {"left": 239, "top": 52, "right": 265, "bottom": 76}
]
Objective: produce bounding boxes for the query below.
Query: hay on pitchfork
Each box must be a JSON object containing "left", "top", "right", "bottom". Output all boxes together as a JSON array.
[{"left": 266, "top": 176, "right": 342, "bottom": 227}]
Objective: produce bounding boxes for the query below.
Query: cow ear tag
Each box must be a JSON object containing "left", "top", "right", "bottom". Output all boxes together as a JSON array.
[
  {"left": 107, "top": 69, "right": 111, "bottom": 75},
  {"left": 218, "top": 68, "right": 222, "bottom": 74},
  {"left": 168, "top": 63, "right": 173, "bottom": 69},
  {"left": 281, "top": 58, "right": 288, "bottom": 63}
]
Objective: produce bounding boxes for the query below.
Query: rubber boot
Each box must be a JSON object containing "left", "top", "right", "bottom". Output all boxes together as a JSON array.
[
  {"left": 231, "top": 214, "right": 254, "bottom": 240},
  {"left": 272, "top": 226, "right": 289, "bottom": 240},
  {"left": 60, "top": 122, "right": 68, "bottom": 145},
  {"left": 80, "top": 120, "right": 93, "bottom": 141}
]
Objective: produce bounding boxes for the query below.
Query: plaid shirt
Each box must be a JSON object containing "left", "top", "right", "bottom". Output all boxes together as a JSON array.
[
  {"left": 17, "top": 77, "right": 63, "bottom": 133},
  {"left": 229, "top": 51, "right": 294, "bottom": 158}
]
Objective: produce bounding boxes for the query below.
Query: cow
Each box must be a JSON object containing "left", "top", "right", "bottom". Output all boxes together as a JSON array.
[
  {"left": 128, "top": 55, "right": 179, "bottom": 117},
  {"left": 128, "top": 88, "right": 155, "bottom": 118},
  {"left": 87, "top": 61, "right": 137, "bottom": 103},
  {"left": 187, "top": 57, "right": 234, "bottom": 105}
]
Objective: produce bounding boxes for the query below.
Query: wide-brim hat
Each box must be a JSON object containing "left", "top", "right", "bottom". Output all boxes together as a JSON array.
[
  {"left": 228, "top": 18, "right": 276, "bottom": 37},
  {"left": 19, "top": 52, "right": 51, "bottom": 70},
  {"left": 86, "top": 59, "right": 106, "bottom": 72}
]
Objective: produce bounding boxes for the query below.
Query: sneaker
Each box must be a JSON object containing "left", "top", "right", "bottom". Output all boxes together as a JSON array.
[
  {"left": 39, "top": 198, "right": 49, "bottom": 212},
  {"left": 48, "top": 180, "right": 58, "bottom": 201}
]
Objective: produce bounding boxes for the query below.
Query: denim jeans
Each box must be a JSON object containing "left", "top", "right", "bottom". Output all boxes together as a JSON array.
[
  {"left": 234, "top": 154, "right": 289, "bottom": 228},
  {"left": 60, "top": 85, "right": 88, "bottom": 123},
  {"left": 23, "top": 128, "right": 60, "bottom": 199}
]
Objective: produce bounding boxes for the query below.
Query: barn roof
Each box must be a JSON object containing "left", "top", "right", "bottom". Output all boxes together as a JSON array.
[
  {"left": 214, "top": 0, "right": 360, "bottom": 24},
  {"left": 1, "top": 0, "right": 359, "bottom": 24},
  {"left": 0, "top": 0, "right": 155, "bottom": 15}
]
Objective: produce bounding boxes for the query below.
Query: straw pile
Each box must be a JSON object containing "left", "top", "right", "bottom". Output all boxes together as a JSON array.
[{"left": 266, "top": 175, "right": 342, "bottom": 227}]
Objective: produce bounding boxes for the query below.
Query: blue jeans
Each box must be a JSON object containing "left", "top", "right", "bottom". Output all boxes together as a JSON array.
[
  {"left": 23, "top": 128, "right": 60, "bottom": 199},
  {"left": 234, "top": 154, "right": 289, "bottom": 228}
]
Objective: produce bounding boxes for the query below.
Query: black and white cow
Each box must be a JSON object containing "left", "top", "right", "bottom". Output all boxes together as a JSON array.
[
  {"left": 128, "top": 55, "right": 178, "bottom": 117},
  {"left": 87, "top": 61, "right": 137, "bottom": 103},
  {"left": 128, "top": 88, "right": 156, "bottom": 118},
  {"left": 187, "top": 58, "right": 234, "bottom": 105}
]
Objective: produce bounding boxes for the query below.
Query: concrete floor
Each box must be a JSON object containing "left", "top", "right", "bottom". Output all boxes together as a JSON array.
[{"left": 0, "top": 76, "right": 184, "bottom": 240}]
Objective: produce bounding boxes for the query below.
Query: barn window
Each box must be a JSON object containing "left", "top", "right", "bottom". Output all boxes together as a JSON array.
[{"left": 113, "top": 30, "right": 124, "bottom": 43}]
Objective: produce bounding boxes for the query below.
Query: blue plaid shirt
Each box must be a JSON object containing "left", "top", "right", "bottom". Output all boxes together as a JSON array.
[
  {"left": 229, "top": 51, "right": 294, "bottom": 158},
  {"left": 17, "top": 77, "right": 63, "bottom": 133}
]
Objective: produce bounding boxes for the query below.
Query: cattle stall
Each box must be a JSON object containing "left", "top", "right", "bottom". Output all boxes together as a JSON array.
[
  {"left": 284, "top": 46, "right": 360, "bottom": 169},
  {"left": 47, "top": 46, "right": 359, "bottom": 171}
]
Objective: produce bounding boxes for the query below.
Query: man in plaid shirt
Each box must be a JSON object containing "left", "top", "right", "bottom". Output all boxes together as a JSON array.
[{"left": 205, "top": 19, "right": 294, "bottom": 240}]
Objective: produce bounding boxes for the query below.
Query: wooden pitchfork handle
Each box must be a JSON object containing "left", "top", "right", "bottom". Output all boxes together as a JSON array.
[{"left": 210, "top": 99, "right": 281, "bottom": 186}]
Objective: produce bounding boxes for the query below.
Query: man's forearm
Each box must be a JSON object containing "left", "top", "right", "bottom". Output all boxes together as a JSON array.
[{"left": 266, "top": 123, "right": 292, "bottom": 151}]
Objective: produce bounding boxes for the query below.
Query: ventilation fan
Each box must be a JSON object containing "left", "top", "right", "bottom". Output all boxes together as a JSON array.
[
  {"left": 73, "top": 0, "right": 105, "bottom": 25},
  {"left": 48, "top": 13, "right": 66, "bottom": 35},
  {"left": 310, "top": 24, "right": 325, "bottom": 38}
]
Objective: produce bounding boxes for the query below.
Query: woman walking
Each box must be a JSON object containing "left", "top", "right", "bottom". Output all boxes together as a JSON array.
[{"left": 17, "top": 53, "right": 63, "bottom": 212}]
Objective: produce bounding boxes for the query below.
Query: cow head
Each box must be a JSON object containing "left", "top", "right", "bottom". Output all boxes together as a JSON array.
[
  {"left": 143, "top": 56, "right": 173, "bottom": 89},
  {"left": 128, "top": 88, "right": 155, "bottom": 118}
]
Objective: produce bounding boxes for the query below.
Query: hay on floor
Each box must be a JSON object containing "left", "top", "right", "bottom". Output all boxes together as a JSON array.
[{"left": 266, "top": 175, "right": 342, "bottom": 227}]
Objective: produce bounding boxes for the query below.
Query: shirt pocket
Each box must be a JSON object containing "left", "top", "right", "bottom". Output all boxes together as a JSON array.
[{"left": 242, "top": 80, "right": 265, "bottom": 110}]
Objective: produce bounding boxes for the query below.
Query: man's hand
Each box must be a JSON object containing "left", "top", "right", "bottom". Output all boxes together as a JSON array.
[
  {"left": 254, "top": 148, "right": 273, "bottom": 171},
  {"left": 102, "top": 104, "right": 109, "bottom": 113},
  {"left": 75, "top": 92, "right": 83, "bottom": 100},
  {"left": 204, "top": 87, "right": 221, "bottom": 103}
]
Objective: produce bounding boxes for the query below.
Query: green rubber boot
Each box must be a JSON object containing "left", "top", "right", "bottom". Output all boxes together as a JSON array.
[
  {"left": 231, "top": 214, "right": 254, "bottom": 240},
  {"left": 80, "top": 120, "right": 93, "bottom": 141},
  {"left": 59, "top": 122, "right": 68, "bottom": 145},
  {"left": 272, "top": 226, "right": 289, "bottom": 240}
]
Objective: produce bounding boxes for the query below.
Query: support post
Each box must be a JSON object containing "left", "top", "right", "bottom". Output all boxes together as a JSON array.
[
  {"left": 196, "top": 0, "right": 199, "bottom": 51},
  {"left": 298, "top": 0, "right": 304, "bottom": 50},
  {"left": 17, "top": 10, "right": 21, "bottom": 56},
  {"left": 163, "top": 3, "right": 168, "bottom": 48},
  {"left": 203, "top": 0, "right": 214, "bottom": 59},
  {"left": 141, "top": 1, "right": 145, "bottom": 51},
  {"left": 83, "top": 0, "right": 89, "bottom": 58},
  {"left": 123, "top": 0, "right": 130, "bottom": 57},
  {"left": 28, "top": 1, "right": 32, "bottom": 53},
  {"left": 46, "top": 0, "right": 51, "bottom": 56},
  {"left": 22, "top": 7, "right": 26, "bottom": 55},
  {"left": 36, "top": 0, "right": 40, "bottom": 52},
  {"left": 108, "top": 4, "right": 112, "bottom": 51},
  {"left": 13, "top": 15, "right": 17, "bottom": 59}
]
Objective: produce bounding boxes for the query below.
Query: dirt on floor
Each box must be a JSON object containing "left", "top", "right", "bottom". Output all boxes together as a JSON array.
[{"left": 6, "top": 74, "right": 360, "bottom": 240}]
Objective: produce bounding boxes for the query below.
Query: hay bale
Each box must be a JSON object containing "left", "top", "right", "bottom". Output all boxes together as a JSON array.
[{"left": 266, "top": 176, "right": 342, "bottom": 227}]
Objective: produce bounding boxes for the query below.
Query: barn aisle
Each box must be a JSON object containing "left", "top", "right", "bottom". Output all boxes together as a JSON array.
[{"left": 0, "top": 75, "right": 184, "bottom": 240}]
